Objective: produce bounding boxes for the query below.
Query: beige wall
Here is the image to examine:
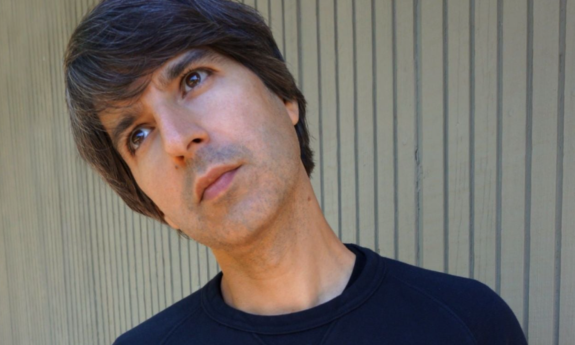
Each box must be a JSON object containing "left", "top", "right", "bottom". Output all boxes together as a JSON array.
[{"left": 0, "top": 0, "right": 573, "bottom": 344}]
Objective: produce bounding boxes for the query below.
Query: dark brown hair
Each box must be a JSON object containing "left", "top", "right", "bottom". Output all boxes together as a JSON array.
[{"left": 64, "top": 0, "right": 314, "bottom": 224}]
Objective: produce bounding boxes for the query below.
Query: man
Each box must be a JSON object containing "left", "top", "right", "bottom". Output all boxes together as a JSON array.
[{"left": 65, "top": 0, "right": 527, "bottom": 344}]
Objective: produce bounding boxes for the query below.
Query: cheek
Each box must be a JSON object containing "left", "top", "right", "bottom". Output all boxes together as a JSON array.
[{"left": 134, "top": 150, "right": 182, "bottom": 212}]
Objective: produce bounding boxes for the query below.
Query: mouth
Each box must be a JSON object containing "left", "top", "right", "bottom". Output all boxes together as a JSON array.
[{"left": 195, "top": 165, "right": 241, "bottom": 202}]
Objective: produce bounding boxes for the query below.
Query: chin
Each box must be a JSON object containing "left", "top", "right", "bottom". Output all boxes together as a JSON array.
[{"left": 195, "top": 192, "right": 288, "bottom": 251}]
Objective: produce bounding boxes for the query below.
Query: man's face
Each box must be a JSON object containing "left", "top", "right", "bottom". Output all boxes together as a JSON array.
[{"left": 100, "top": 49, "right": 303, "bottom": 249}]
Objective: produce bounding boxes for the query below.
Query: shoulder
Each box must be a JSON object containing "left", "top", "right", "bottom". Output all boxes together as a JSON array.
[
  {"left": 383, "top": 258, "right": 527, "bottom": 344},
  {"left": 113, "top": 289, "right": 202, "bottom": 345}
]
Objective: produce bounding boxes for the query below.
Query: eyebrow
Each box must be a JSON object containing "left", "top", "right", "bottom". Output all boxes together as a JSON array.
[{"left": 159, "top": 49, "right": 215, "bottom": 89}]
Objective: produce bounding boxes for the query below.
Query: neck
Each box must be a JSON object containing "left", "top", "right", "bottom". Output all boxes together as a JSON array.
[{"left": 211, "top": 168, "right": 355, "bottom": 315}]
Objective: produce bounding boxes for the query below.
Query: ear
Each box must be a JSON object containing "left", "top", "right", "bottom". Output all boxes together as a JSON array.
[{"left": 284, "top": 99, "right": 299, "bottom": 126}]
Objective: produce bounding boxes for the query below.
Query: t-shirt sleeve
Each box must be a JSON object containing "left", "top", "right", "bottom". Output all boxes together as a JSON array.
[
  {"left": 437, "top": 278, "right": 527, "bottom": 345},
  {"left": 387, "top": 259, "right": 527, "bottom": 345},
  {"left": 468, "top": 283, "right": 527, "bottom": 345}
]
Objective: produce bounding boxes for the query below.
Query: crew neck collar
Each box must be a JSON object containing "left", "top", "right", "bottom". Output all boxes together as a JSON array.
[{"left": 200, "top": 243, "right": 387, "bottom": 335}]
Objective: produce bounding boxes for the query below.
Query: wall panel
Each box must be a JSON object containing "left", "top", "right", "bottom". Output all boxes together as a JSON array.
[
  {"left": 560, "top": 3, "right": 575, "bottom": 344},
  {"left": 420, "top": 0, "right": 445, "bottom": 272},
  {"left": 528, "top": 1, "right": 560, "bottom": 343},
  {"left": 500, "top": 0, "right": 529, "bottom": 329}
]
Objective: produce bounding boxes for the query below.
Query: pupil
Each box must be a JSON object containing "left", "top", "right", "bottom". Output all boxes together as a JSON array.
[
  {"left": 132, "top": 131, "right": 144, "bottom": 145},
  {"left": 186, "top": 73, "right": 200, "bottom": 88}
]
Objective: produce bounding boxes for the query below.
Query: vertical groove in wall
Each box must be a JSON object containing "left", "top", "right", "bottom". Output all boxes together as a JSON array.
[
  {"left": 78, "top": 162, "right": 87, "bottom": 341},
  {"left": 391, "top": 0, "right": 399, "bottom": 260},
  {"left": 99, "top": 180, "right": 115, "bottom": 340},
  {"left": 55, "top": 3, "right": 70, "bottom": 337},
  {"left": 152, "top": 218, "right": 159, "bottom": 314},
  {"left": 180, "top": 238, "right": 185, "bottom": 299},
  {"left": 6, "top": 30, "right": 17, "bottom": 339},
  {"left": 168, "top": 224, "right": 175, "bottom": 307},
  {"left": 206, "top": 240, "right": 211, "bottom": 286},
  {"left": 30, "top": 1, "right": 44, "bottom": 340},
  {"left": 88, "top": 176, "right": 97, "bottom": 342},
  {"left": 334, "top": 0, "right": 342, "bottom": 239},
  {"left": 371, "top": 0, "right": 379, "bottom": 254},
  {"left": 125, "top": 207, "right": 134, "bottom": 328},
  {"left": 20, "top": 46, "right": 29, "bottom": 340},
  {"left": 114, "top": 195, "right": 124, "bottom": 333},
  {"left": 168, "top": 228, "right": 175, "bottom": 306},
  {"left": 59, "top": 42, "right": 73, "bottom": 341},
  {"left": 352, "top": 0, "right": 360, "bottom": 244},
  {"left": 553, "top": 1, "right": 567, "bottom": 343},
  {"left": 495, "top": 0, "right": 504, "bottom": 295},
  {"left": 111, "top": 191, "right": 121, "bottom": 336},
  {"left": 144, "top": 219, "right": 150, "bottom": 318},
  {"left": 524, "top": 0, "right": 534, "bottom": 337},
  {"left": 93, "top": 173, "right": 105, "bottom": 343},
  {"left": 268, "top": 0, "right": 271, "bottom": 28},
  {"left": 468, "top": 0, "right": 476, "bottom": 280},
  {"left": 134, "top": 213, "right": 142, "bottom": 322},
  {"left": 157, "top": 225, "right": 165, "bottom": 310},
  {"left": 104, "top": 141, "right": 112, "bottom": 340},
  {"left": 195, "top": 241, "right": 201, "bottom": 291},
  {"left": 48, "top": 2, "right": 61, "bottom": 336},
  {"left": 297, "top": 0, "right": 303, "bottom": 90},
  {"left": 316, "top": 0, "right": 325, "bottom": 212},
  {"left": 5, "top": 17, "right": 16, "bottom": 341},
  {"left": 87, "top": 174, "right": 97, "bottom": 340},
  {"left": 188, "top": 237, "right": 193, "bottom": 295},
  {"left": 69, "top": 3, "right": 82, "bottom": 339},
  {"left": 46, "top": 4, "right": 58, "bottom": 340},
  {"left": 282, "top": 0, "right": 286, "bottom": 59},
  {"left": 442, "top": 0, "right": 449, "bottom": 274},
  {"left": 120, "top": 187, "right": 129, "bottom": 330},
  {"left": 2, "top": 16, "right": 16, "bottom": 333},
  {"left": 32, "top": 2, "right": 46, "bottom": 341},
  {"left": 180, "top": 237, "right": 185, "bottom": 298},
  {"left": 1, "top": 222, "right": 13, "bottom": 343},
  {"left": 93, "top": 176, "right": 102, "bottom": 341},
  {"left": 81, "top": 145, "right": 90, "bottom": 343},
  {"left": 86, "top": 170, "right": 100, "bottom": 344},
  {"left": 73, "top": 41, "right": 86, "bottom": 335},
  {"left": 96, "top": 161, "right": 105, "bottom": 342},
  {"left": 413, "top": 0, "right": 423, "bottom": 267}
]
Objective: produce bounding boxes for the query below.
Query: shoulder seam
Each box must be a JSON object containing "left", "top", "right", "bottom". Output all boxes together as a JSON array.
[
  {"left": 159, "top": 303, "right": 202, "bottom": 345},
  {"left": 389, "top": 273, "right": 478, "bottom": 345}
]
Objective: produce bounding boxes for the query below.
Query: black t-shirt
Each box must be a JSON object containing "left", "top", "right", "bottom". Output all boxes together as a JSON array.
[
  {"left": 114, "top": 244, "right": 527, "bottom": 344},
  {"left": 343, "top": 244, "right": 364, "bottom": 290}
]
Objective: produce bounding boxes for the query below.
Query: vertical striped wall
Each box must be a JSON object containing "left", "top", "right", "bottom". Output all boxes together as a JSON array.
[{"left": 0, "top": 0, "right": 573, "bottom": 344}]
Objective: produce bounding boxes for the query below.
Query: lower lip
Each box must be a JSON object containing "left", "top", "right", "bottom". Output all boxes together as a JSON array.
[{"left": 201, "top": 167, "right": 240, "bottom": 202}]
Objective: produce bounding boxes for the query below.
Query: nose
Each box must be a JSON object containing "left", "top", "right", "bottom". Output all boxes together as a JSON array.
[{"left": 155, "top": 104, "right": 209, "bottom": 165}]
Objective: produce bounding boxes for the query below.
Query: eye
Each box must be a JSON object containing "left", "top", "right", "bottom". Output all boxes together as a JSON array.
[
  {"left": 128, "top": 127, "right": 151, "bottom": 152},
  {"left": 182, "top": 70, "right": 209, "bottom": 94}
]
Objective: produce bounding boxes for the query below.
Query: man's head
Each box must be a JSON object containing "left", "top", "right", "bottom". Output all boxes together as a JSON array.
[{"left": 64, "top": 0, "right": 314, "bottom": 236}]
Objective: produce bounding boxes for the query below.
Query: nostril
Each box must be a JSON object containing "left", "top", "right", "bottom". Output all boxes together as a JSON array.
[{"left": 192, "top": 138, "right": 202, "bottom": 143}]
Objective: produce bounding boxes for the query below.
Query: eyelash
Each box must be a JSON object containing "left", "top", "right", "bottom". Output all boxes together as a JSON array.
[{"left": 124, "top": 67, "right": 213, "bottom": 156}]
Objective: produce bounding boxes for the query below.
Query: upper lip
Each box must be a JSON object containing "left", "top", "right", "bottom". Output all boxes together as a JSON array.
[{"left": 195, "top": 164, "right": 240, "bottom": 201}]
